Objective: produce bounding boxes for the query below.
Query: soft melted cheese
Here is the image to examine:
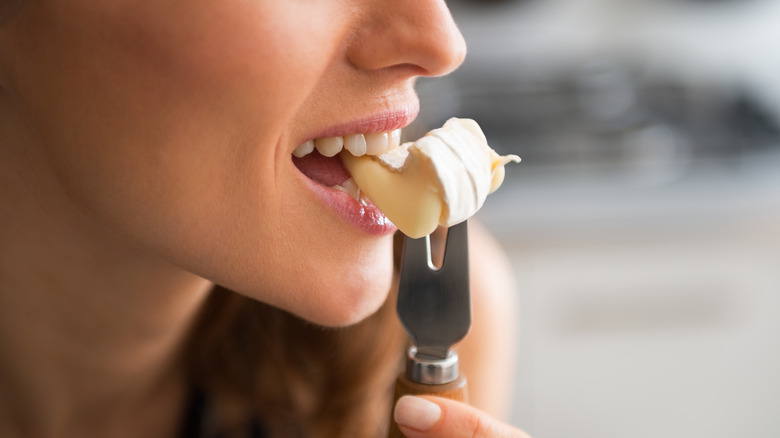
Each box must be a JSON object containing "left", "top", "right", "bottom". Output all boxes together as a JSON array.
[{"left": 340, "top": 118, "right": 520, "bottom": 238}]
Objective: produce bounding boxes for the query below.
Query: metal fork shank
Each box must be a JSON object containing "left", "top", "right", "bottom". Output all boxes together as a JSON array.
[{"left": 397, "top": 221, "right": 471, "bottom": 360}]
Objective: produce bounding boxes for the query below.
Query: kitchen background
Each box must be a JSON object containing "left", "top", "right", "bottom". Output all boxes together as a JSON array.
[{"left": 409, "top": 0, "right": 780, "bottom": 436}]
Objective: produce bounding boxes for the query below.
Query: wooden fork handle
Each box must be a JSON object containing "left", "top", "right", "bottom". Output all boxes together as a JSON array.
[{"left": 388, "top": 373, "right": 468, "bottom": 438}]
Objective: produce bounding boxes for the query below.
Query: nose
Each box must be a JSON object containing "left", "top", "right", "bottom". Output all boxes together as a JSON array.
[{"left": 347, "top": 0, "right": 467, "bottom": 77}]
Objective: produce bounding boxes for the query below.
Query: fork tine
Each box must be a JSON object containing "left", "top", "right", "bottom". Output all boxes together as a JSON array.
[
  {"left": 400, "top": 233, "right": 433, "bottom": 272},
  {"left": 440, "top": 220, "right": 469, "bottom": 274},
  {"left": 397, "top": 219, "right": 471, "bottom": 360}
]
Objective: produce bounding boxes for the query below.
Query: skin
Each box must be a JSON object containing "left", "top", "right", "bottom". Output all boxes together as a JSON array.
[
  {"left": 0, "top": 0, "right": 528, "bottom": 437},
  {"left": 0, "top": 0, "right": 462, "bottom": 326}
]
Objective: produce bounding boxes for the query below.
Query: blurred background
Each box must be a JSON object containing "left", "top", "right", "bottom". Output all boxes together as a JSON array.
[{"left": 409, "top": 0, "right": 780, "bottom": 436}]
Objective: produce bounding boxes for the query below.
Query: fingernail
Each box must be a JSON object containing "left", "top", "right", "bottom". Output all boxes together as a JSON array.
[{"left": 394, "top": 395, "right": 442, "bottom": 431}]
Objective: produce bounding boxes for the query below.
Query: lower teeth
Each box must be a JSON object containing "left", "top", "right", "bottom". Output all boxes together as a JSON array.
[{"left": 330, "top": 178, "right": 362, "bottom": 202}]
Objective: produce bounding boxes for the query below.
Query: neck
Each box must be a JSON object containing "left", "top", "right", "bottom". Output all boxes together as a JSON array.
[{"left": 0, "top": 124, "right": 212, "bottom": 437}]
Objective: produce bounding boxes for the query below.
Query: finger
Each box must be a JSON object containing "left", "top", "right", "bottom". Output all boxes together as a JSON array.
[{"left": 393, "top": 395, "right": 532, "bottom": 438}]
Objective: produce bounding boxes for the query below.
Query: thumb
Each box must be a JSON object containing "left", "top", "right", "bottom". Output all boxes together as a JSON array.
[{"left": 393, "top": 395, "right": 531, "bottom": 438}]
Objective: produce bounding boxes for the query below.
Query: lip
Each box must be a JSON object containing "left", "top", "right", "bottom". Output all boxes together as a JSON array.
[
  {"left": 299, "top": 175, "right": 398, "bottom": 236},
  {"left": 299, "top": 104, "right": 420, "bottom": 145},
  {"left": 291, "top": 107, "right": 417, "bottom": 236}
]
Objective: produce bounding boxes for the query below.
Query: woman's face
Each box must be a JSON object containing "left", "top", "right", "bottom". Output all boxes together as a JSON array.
[{"left": 0, "top": 0, "right": 465, "bottom": 326}]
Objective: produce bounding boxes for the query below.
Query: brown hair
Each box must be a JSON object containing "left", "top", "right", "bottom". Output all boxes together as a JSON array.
[{"left": 184, "top": 235, "right": 408, "bottom": 438}]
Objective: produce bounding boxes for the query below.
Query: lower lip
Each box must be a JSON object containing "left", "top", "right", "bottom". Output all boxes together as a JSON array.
[{"left": 300, "top": 175, "right": 398, "bottom": 236}]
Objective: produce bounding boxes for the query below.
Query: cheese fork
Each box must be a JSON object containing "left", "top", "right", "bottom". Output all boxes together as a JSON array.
[{"left": 388, "top": 220, "right": 471, "bottom": 438}]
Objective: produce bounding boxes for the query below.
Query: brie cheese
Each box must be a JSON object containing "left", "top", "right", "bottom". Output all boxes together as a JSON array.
[{"left": 341, "top": 118, "right": 520, "bottom": 238}]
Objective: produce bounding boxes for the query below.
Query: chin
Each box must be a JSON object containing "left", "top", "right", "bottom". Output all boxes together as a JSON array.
[
  {"left": 220, "top": 239, "right": 395, "bottom": 328},
  {"left": 284, "top": 228, "right": 397, "bottom": 327},
  {"left": 297, "top": 257, "right": 395, "bottom": 327}
]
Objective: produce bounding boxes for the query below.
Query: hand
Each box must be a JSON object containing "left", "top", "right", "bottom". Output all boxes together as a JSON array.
[{"left": 393, "top": 395, "right": 532, "bottom": 438}]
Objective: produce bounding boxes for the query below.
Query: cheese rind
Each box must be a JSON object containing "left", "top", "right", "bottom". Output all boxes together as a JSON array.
[{"left": 341, "top": 118, "right": 519, "bottom": 238}]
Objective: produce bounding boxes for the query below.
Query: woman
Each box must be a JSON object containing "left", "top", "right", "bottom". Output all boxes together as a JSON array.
[{"left": 0, "top": 0, "right": 529, "bottom": 437}]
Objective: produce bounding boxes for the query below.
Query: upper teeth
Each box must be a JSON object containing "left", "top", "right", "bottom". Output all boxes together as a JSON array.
[{"left": 293, "top": 129, "right": 402, "bottom": 158}]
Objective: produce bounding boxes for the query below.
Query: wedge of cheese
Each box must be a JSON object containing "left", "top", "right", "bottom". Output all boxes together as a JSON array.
[{"left": 341, "top": 118, "right": 520, "bottom": 238}]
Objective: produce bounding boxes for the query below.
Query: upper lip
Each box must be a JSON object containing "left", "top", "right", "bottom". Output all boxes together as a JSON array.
[{"left": 299, "top": 105, "right": 420, "bottom": 146}]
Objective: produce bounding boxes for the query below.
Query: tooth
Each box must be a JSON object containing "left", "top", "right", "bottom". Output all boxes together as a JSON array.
[
  {"left": 331, "top": 178, "right": 361, "bottom": 201},
  {"left": 293, "top": 140, "right": 315, "bottom": 158},
  {"left": 343, "top": 134, "right": 367, "bottom": 156},
  {"left": 365, "top": 132, "right": 389, "bottom": 155},
  {"left": 389, "top": 129, "right": 402, "bottom": 149},
  {"left": 342, "top": 178, "right": 361, "bottom": 200},
  {"left": 344, "top": 134, "right": 367, "bottom": 156},
  {"left": 314, "top": 136, "right": 344, "bottom": 157}
]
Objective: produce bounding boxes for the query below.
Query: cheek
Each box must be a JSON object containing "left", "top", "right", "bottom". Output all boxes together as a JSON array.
[
  {"left": 9, "top": 1, "right": 394, "bottom": 324},
  {"left": 11, "top": 1, "right": 334, "bottom": 238}
]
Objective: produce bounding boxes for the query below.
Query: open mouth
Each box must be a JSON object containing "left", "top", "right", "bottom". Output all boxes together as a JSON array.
[{"left": 291, "top": 129, "right": 402, "bottom": 202}]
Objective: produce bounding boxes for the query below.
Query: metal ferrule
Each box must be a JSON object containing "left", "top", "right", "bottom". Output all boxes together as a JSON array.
[{"left": 405, "top": 346, "right": 459, "bottom": 385}]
